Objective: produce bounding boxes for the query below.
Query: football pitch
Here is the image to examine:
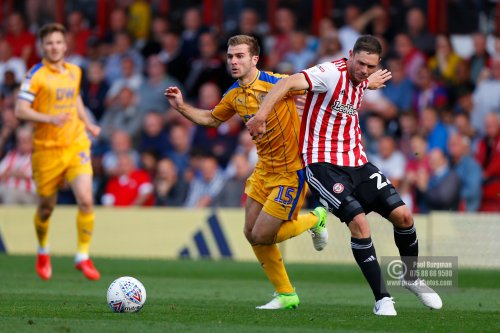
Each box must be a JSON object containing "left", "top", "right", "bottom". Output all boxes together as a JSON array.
[{"left": 1, "top": 255, "right": 499, "bottom": 333}]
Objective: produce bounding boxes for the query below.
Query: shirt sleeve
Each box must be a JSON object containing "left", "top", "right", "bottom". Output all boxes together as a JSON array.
[
  {"left": 301, "top": 62, "right": 338, "bottom": 93},
  {"left": 211, "top": 94, "right": 235, "bottom": 122},
  {"left": 18, "top": 70, "right": 40, "bottom": 104}
]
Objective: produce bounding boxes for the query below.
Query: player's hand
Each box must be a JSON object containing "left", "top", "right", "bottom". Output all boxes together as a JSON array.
[
  {"left": 164, "top": 86, "right": 184, "bottom": 109},
  {"left": 87, "top": 123, "right": 101, "bottom": 138},
  {"left": 50, "top": 113, "right": 70, "bottom": 126},
  {"left": 367, "top": 69, "right": 392, "bottom": 90},
  {"left": 246, "top": 115, "right": 266, "bottom": 142}
]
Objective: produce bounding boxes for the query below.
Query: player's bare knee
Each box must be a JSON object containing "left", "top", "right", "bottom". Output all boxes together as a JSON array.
[
  {"left": 244, "top": 228, "right": 254, "bottom": 243},
  {"left": 38, "top": 205, "right": 54, "bottom": 221},
  {"left": 348, "top": 215, "right": 371, "bottom": 238},
  {"left": 251, "top": 230, "right": 274, "bottom": 245},
  {"left": 390, "top": 205, "right": 413, "bottom": 228},
  {"left": 77, "top": 198, "right": 94, "bottom": 214}
]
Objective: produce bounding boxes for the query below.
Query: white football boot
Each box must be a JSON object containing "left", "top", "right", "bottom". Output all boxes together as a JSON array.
[
  {"left": 402, "top": 278, "right": 443, "bottom": 309},
  {"left": 373, "top": 297, "right": 397, "bottom": 316}
]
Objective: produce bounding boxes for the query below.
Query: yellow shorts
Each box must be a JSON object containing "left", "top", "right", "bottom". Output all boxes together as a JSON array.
[
  {"left": 245, "top": 168, "right": 307, "bottom": 221},
  {"left": 32, "top": 142, "right": 93, "bottom": 197}
]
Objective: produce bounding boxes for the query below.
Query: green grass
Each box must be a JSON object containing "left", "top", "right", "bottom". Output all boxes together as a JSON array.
[{"left": 0, "top": 255, "right": 499, "bottom": 333}]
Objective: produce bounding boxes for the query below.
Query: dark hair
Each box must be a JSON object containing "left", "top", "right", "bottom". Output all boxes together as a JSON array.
[
  {"left": 227, "top": 35, "right": 260, "bottom": 57},
  {"left": 38, "top": 23, "right": 66, "bottom": 41},
  {"left": 353, "top": 35, "right": 382, "bottom": 56}
]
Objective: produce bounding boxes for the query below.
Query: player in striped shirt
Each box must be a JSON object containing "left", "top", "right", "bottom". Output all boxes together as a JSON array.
[
  {"left": 15, "top": 23, "right": 101, "bottom": 281},
  {"left": 248, "top": 35, "right": 442, "bottom": 315},
  {"left": 165, "top": 35, "right": 327, "bottom": 309}
]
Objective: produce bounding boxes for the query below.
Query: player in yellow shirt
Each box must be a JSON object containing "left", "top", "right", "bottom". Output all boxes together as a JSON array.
[
  {"left": 165, "top": 35, "right": 328, "bottom": 309},
  {"left": 15, "top": 23, "right": 101, "bottom": 281}
]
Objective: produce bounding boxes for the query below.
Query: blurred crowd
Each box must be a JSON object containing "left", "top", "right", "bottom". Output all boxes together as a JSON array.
[{"left": 0, "top": 0, "right": 499, "bottom": 212}]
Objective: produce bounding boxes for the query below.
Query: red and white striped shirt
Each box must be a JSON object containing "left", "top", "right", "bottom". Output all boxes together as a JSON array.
[
  {"left": 0, "top": 150, "right": 35, "bottom": 193},
  {"left": 300, "top": 59, "right": 369, "bottom": 167}
]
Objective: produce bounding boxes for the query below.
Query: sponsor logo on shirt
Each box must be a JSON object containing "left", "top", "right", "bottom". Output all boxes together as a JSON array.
[{"left": 330, "top": 100, "right": 357, "bottom": 116}]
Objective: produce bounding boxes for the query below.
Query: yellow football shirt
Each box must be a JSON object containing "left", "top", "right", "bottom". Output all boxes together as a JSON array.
[
  {"left": 212, "top": 70, "right": 303, "bottom": 173},
  {"left": 18, "top": 60, "right": 89, "bottom": 150}
]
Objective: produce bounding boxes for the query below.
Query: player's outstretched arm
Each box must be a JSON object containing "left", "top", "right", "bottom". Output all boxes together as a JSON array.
[
  {"left": 15, "top": 99, "right": 70, "bottom": 126},
  {"left": 367, "top": 69, "right": 392, "bottom": 90},
  {"left": 164, "top": 86, "right": 221, "bottom": 127},
  {"left": 247, "top": 73, "right": 309, "bottom": 141}
]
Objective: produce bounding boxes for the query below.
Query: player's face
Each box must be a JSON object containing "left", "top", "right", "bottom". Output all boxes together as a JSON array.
[
  {"left": 41, "top": 31, "right": 67, "bottom": 64},
  {"left": 227, "top": 44, "right": 258, "bottom": 81},
  {"left": 347, "top": 51, "right": 380, "bottom": 84}
]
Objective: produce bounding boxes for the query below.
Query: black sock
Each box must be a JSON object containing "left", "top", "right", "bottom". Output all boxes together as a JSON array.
[
  {"left": 351, "top": 237, "right": 390, "bottom": 301},
  {"left": 394, "top": 224, "right": 418, "bottom": 281}
]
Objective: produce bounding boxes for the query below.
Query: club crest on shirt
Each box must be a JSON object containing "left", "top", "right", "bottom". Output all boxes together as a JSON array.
[{"left": 333, "top": 183, "right": 344, "bottom": 193}]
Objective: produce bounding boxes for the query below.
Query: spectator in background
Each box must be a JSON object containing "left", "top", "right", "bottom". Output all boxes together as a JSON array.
[
  {"left": 165, "top": 124, "right": 192, "bottom": 178},
  {"left": 475, "top": 113, "right": 500, "bottom": 212},
  {"left": 138, "top": 111, "right": 169, "bottom": 157},
  {"left": 393, "top": 33, "right": 426, "bottom": 84},
  {"left": 369, "top": 135, "right": 406, "bottom": 191},
  {"left": 0, "top": 125, "right": 36, "bottom": 204},
  {"left": 191, "top": 82, "right": 241, "bottom": 168},
  {"left": 0, "top": 39, "right": 26, "bottom": 87},
  {"left": 227, "top": 8, "right": 265, "bottom": 55},
  {"left": 180, "top": 7, "right": 210, "bottom": 62},
  {"left": 471, "top": 58, "right": 500, "bottom": 136},
  {"left": 137, "top": 55, "right": 183, "bottom": 114},
  {"left": 4, "top": 12, "right": 38, "bottom": 67},
  {"left": 101, "top": 8, "right": 128, "bottom": 48},
  {"left": 216, "top": 153, "right": 252, "bottom": 207},
  {"left": 102, "top": 130, "right": 140, "bottom": 177},
  {"left": 447, "top": 132, "right": 482, "bottom": 211},
  {"left": 64, "top": 33, "right": 88, "bottom": 69},
  {"left": 428, "top": 34, "right": 462, "bottom": 85},
  {"left": 468, "top": 32, "right": 491, "bottom": 84},
  {"left": 157, "top": 31, "right": 189, "bottom": 84},
  {"left": 316, "top": 30, "right": 343, "bottom": 64},
  {"left": 102, "top": 151, "right": 154, "bottom": 206},
  {"left": 402, "top": 134, "right": 431, "bottom": 213},
  {"left": 66, "top": 10, "right": 92, "bottom": 57},
  {"left": 265, "top": 7, "right": 296, "bottom": 71},
  {"left": 452, "top": 111, "right": 479, "bottom": 150},
  {"left": 105, "top": 56, "right": 144, "bottom": 107},
  {"left": 141, "top": 16, "right": 170, "bottom": 58},
  {"left": 0, "top": 107, "right": 20, "bottom": 157},
  {"left": 405, "top": 7, "right": 435, "bottom": 57},
  {"left": 420, "top": 106, "right": 450, "bottom": 154},
  {"left": 104, "top": 32, "right": 144, "bottom": 83},
  {"left": 416, "top": 148, "right": 460, "bottom": 212},
  {"left": 184, "top": 154, "right": 225, "bottom": 208},
  {"left": 127, "top": 0, "right": 152, "bottom": 46},
  {"left": 234, "top": 130, "right": 258, "bottom": 170},
  {"left": 99, "top": 87, "right": 143, "bottom": 143},
  {"left": 0, "top": 70, "right": 18, "bottom": 101},
  {"left": 398, "top": 112, "right": 419, "bottom": 159},
  {"left": 412, "top": 66, "right": 449, "bottom": 119},
  {"left": 153, "top": 158, "right": 188, "bottom": 207},
  {"left": 362, "top": 114, "right": 386, "bottom": 157},
  {"left": 184, "top": 32, "right": 231, "bottom": 100},
  {"left": 81, "top": 60, "right": 110, "bottom": 122},
  {"left": 279, "top": 30, "right": 317, "bottom": 73},
  {"left": 381, "top": 57, "right": 414, "bottom": 113}
]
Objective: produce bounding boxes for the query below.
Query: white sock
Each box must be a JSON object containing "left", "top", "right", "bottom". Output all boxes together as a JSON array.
[
  {"left": 75, "top": 252, "right": 89, "bottom": 263},
  {"left": 38, "top": 246, "right": 50, "bottom": 254}
]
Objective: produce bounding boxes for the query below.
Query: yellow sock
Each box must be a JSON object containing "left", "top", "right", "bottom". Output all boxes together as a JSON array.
[
  {"left": 252, "top": 244, "right": 294, "bottom": 294},
  {"left": 274, "top": 212, "right": 318, "bottom": 243},
  {"left": 76, "top": 210, "right": 95, "bottom": 254},
  {"left": 34, "top": 212, "right": 50, "bottom": 248}
]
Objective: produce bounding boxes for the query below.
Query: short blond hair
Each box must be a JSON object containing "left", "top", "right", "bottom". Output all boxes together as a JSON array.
[
  {"left": 227, "top": 35, "right": 260, "bottom": 57},
  {"left": 39, "top": 23, "right": 66, "bottom": 41}
]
